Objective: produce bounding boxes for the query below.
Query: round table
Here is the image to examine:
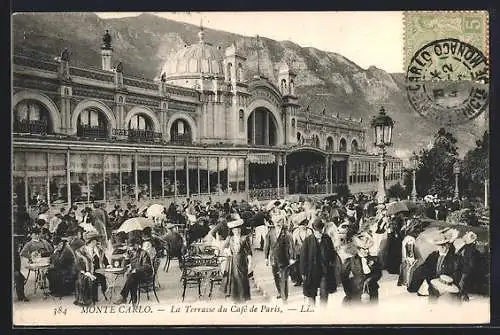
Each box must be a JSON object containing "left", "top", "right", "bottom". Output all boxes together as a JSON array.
[
  {"left": 25, "top": 262, "right": 50, "bottom": 296},
  {"left": 191, "top": 265, "right": 220, "bottom": 298},
  {"left": 94, "top": 267, "right": 126, "bottom": 301}
]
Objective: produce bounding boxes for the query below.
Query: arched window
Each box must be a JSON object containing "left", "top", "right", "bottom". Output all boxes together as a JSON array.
[
  {"left": 351, "top": 139, "right": 359, "bottom": 153},
  {"left": 13, "top": 100, "right": 51, "bottom": 135},
  {"left": 280, "top": 79, "right": 287, "bottom": 94},
  {"left": 128, "top": 114, "right": 153, "bottom": 131},
  {"left": 247, "top": 107, "right": 278, "bottom": 146},
  {"left": 339, "top": 138, "right": 347, "bottom": 152},
  {"left": 291, "top": 118, "right": 296, "bottom": 129},
  {"left": 290, "top": 79, "right": 295, "bottom": 95},
  {"left": 77, "top": 108, "right": 108, "bottom": 138},
  {"left": 170, "top": 119, "right": 192, "bottom": 144},
  {"left": 237, "top": 63, "right": 244, "bottom": 82},
  {"left": 326, "top": 136, "right": 334, "bottom": 151},
  {"left": 227, "top": 63, "right": 233, "bottom": 81},
  {"left": 314, "top": 135, "right": 320, "bottom": 148},
  {"left": 297, "top": 132, "right": 301, "bottom": 142},
  {"left": 239, "top": 110, "right": 245, "bottom": 133}
]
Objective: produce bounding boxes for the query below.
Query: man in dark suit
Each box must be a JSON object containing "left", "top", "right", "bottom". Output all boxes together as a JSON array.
[
  {"left": 264, "top": 214, "right": 295, "bottom": 302},
  {"left": 455, "top": 231, "right": 480, "bottom": 301},
  {"left": 114, "top": 237, "right": 153, "bottom": 305},
  {"left": 341, "top": 232, "right": 382, "bottom": 304},
  {"left": 300, "top": 218, "right": 338, "bottom": 307}
]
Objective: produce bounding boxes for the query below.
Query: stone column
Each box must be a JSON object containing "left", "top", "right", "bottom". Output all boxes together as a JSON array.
[
  {"left": 186, "top": 156, "right": 190, "bottom": 198},
  {"left": 276, "top": 154, "right": 281, "bottom": 199},
  {"left": 66, "top": 150, "right": 71, "bottom": 205},
  {"left": 174, "top": 156, "right": 177, "bottom": 200},
  {"left": 377, "top": 147, "right": 387, "bottom": 204},
  {"left": 134, "top": 153, "right": 139, "bottom": 202},
  {"left": 245, "top": 158, "right": 250, "bottom": 201},
  {"left": 283, "top": 153, "right": 287, "bottom": 197}
]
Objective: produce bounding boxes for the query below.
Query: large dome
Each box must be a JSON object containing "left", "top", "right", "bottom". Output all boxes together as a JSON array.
[{"left": 160, "top": 29, "right": 225, "bottom": 84}]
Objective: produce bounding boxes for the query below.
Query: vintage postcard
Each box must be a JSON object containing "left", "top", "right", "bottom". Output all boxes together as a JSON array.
[{"left": 11, "top": 11, "right": 490, "bottom": 326}]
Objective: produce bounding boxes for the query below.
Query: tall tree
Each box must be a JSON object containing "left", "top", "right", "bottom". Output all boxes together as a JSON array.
[
  {"left": 461, "top": 131, "right": 489, "bottom": 199},
  {"left": 414, "top": 128, "right": 459, "bottom": 198}
]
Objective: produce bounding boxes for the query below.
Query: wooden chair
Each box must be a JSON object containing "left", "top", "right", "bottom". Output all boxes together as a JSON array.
[
  {"left": 136, "top": 257, "right": 161, "bottom": 304},
  {"left": 208, "top": 256, "right": 225, "bottom": 298},
  {"left": 180, "top": 256, "right": 202, "bottom": 302}
]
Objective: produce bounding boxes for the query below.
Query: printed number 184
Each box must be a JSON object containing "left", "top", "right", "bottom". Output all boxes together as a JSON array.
[{"left": 54, "top": 306, "right": 67, "bottom": 315}]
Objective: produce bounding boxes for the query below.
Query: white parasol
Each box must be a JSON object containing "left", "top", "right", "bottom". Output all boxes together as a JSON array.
[
  {"left": 146, "top": 204, "right": 166, "bottom": 218},
  {"left": 116, "top": 217, "right": 154, "bottom": 233}
]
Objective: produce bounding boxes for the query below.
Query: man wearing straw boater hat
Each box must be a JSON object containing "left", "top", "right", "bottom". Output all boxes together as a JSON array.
[
  {"left": 341, "top": 232, "right": 382, "bottom": 304},
  {"left": 290, "top": 212, "right": 312, "bottom": 287},
  {"left": 418, "top": 228, "right": 461, "bottom": 300}
]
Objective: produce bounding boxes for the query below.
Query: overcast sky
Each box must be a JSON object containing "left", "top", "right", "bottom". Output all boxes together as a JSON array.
[{"left": 96, "top": 12, "right": 404, "bottom": 73}]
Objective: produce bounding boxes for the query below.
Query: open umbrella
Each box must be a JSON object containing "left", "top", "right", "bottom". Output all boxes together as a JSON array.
[
  {"left": 116, "top": 217, "right": 154, "bottom": 234},
  {"left": 386, "top": 201, "right": 409, "bottom": 216},
  {"left": 146, "top": 204, "right": 165, "bottom": 218},
  {"left": 415, "top": 220, "right": 489, "bottom": 260}
]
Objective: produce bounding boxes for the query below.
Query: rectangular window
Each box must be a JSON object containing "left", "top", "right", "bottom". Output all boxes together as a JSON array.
[
  {"left": 163, "top": 156, "right": 175, "bottom": 196},
  {"left": 88, "top": 154, "right": 104, "bottom": 201},
  {"left": 137, "top": 155, "right": 150, "bottom": 199},
  {"left": 151, "top": 156, "right": 162, "bottom": 198},
  {"left": 199, "top": 157, "right": 209, "bottom": 194},
  {"left": 49, "top": 153, "right": 68, "bottom": 205},
  {"left": 120, "top": 155, "right": 134, "bottom": 202},
  {"left": 13, "top": 151, "right": 26, "bottom": 208},
  {"left": 105, "top": 154, "right": 120, "bottom": 202},
  {"left": 70, "top": 153, "right": 88, "bottom": 203},
  {"left": 25, "top": 152, "right": 48, "bottom": 205}
]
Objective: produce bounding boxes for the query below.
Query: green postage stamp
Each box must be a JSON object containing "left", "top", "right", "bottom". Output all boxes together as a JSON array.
[{"left": 404, "top": 11, "right": 489, "bottom": 126}]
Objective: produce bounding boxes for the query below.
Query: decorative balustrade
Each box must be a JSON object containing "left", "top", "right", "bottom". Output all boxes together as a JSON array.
[
  {"left": 112, "top": 128, "right": 163, "bottom": 143},
  {"left": 306, "top": 183, "right": 327, "bottom": 194},
  {"left": 248, "top": 187, "right": 288, "bottom": 200},
  {"left": 170, "top": 133, "right": 193, "bottom": 145},
  {"left": 77, "top": 125, "right": 108, "bottom": 139},
  {"left": 14, "top": 120, "right": 48, "bottom": 135}
]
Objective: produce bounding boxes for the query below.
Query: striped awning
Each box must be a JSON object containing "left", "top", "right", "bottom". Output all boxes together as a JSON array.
[{"left": 247, "top": 153, "right": 276, "bottom": 165}]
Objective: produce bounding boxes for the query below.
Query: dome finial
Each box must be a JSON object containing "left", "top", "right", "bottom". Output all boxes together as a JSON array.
[{"left": 198, "top": 17, "right": 205, "bottom": 43}]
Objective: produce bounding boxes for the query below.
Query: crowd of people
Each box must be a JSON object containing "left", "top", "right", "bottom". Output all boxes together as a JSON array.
[{"left": 13, "top": 192, "right": 488, "bottom": 308}]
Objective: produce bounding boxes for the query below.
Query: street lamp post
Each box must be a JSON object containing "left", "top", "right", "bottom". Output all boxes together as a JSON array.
[
  {"left": 410, "top": 153, "right": 418, "bottom": 201},
  {"left": 453, "top": 160, "right": 460, "bottom": 200},
  {"left": 370, "top": 107, "right": 395, "bottom": 204}
]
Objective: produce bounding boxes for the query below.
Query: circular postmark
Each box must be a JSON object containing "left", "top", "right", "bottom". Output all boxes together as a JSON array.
[{"left": 406, "top": 38, "right": 489, "bottom": 126}]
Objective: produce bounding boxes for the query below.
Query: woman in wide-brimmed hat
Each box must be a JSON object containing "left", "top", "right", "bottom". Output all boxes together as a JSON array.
[
  {"left": 408, "top": 228, "right": 461, "bottom": 298},
  {"left": 341, "top": 232, "right": 382, "bottom": 304},
  {"left": 74, "top": 231, "right": 101, "bottom": 306},
  {"left": 220, "top": 214, "right": 252, "bottom": 303}
]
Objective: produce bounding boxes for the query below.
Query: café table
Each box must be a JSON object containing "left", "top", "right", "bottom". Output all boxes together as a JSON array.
[
  {"left": 94, "top": 267, "right": 126, "bottom": 301},
  {"left": 190, "top": 264, "right": 221, "bottom": 298},
  {"left": 25, "top": 262, "right": 50, "bottom": 296}
]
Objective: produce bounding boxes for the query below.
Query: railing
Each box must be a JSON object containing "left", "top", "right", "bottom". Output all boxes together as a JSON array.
[
  {"left": 113, "top": 129, "right": 163, "bottom": 143},
  {"left": 77, "top": 125, "right": 108, "bottom": 139},
  {"left": 170, "top": 133, "right": 193, "bottom": 145},
  {"left": 306, "top": 183, "right": 327, "bottom": 194},
  {"left": 249, "top": 187, "right": 288, "bottom": 200},
  {"left": 14, "top": 120, "right": 48, "bottom": 135}
]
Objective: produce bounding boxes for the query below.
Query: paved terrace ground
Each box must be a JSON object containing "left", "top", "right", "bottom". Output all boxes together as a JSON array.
[{"left": 13, "top": 248, "right": 489, "bottom": 325}]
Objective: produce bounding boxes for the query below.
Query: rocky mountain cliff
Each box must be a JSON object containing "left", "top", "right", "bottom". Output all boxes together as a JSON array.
[{"left": 12, "top": 12, "right": 488, "bottom": 160}]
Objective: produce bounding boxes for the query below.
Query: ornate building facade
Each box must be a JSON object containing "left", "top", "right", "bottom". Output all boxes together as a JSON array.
[{"left": 12, "top": 29, "right": 403, "bottom": 209}]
